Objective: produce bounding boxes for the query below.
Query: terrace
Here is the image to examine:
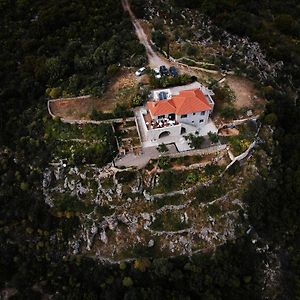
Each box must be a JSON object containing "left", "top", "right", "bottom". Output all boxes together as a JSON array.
[{"left": 144, "top": 112, "right": 179, "bottom": 130}]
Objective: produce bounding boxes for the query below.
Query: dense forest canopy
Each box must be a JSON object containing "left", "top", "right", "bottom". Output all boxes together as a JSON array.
[
  {"left": 0, "top": 0, "right": 145, "bottom": 144},
  {"left": 0, "top": 0, "right": 300, "bottom": 298}
]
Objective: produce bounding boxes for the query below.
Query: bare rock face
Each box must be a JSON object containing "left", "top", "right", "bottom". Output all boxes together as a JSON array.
[
  {"left": 68, "top": 179, "right": 76, "bottom": 191},
  {"left": 148, "top": 239, "right": 155, "bottom": 248},
  {"left": 100, "top": 230, "right": 108, "bottom": 244},
  {"left": 69, "top": 240, "right": 80, "bottom": 255},
  {"left": 247, "top": 110, "right": 253, "bottom": 117},
  {"left": 91, "top": 225, "right": 98, "bottom": 234},
  {"left": 143, "top": 190, "right": 153, "bottom": 201},
  {"left": 169, "top": 241, "right": 175, "bottom": 253},
  {"left": 116, "top": 184, "right": 122, "bottom": 196},
  {"left": 43, "top": 169, "right": 52, "bottom": 188},
  {"left": 141, "top": 213, "right": 151, "bottom": 221},
  {"left": 107, "top": 219, "right": 118, "bottom": 230}
]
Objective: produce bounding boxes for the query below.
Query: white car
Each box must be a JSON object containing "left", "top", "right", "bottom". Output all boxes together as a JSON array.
[
  {"left": 154, "top": 68, "right": 161, "bottom": 79},
  {"left": 135, "top": 67, "right": 146, "bottom": 76}
]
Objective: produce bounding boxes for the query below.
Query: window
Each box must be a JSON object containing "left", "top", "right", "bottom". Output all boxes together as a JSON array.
[
  {"left": 181, "top": 114, "right": 187, "bottom": 118},
  {"left": 158, "top": 115, "right": 165, "bottom": 119},
  {"left": 199, "top": 120, "right": 204, "bottom": 123},
  {"left": 201, "top": 111, "right": 205, "bottom": 115}
]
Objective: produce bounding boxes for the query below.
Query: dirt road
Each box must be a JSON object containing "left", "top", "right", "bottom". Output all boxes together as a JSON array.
[{"left": 122, "top": 0, "right": 168, "bottom": 68}]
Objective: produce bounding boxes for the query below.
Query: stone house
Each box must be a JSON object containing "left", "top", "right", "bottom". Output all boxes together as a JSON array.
[{"left": 137, "top": 82, "right": 215, "bottom": 142}]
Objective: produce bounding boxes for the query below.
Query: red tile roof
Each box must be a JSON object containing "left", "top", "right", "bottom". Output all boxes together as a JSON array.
[
  {"left": 147, "top": 100, "right": 176, "bottom": 116},
  {"left": 147, "top": 89, "right": 212, "bottom": 116}
]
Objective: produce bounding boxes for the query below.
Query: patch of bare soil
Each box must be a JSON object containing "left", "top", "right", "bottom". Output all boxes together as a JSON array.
[
  {"left": 50, "top": 97, "right": 102, "bottom": 120},
  {"left": 218, "top": 128, "right": 240, "bottom": 136},
  {"left": 225, "top": 75, "right": 264, "bottom": 110},
  {"left": 49, "top": 69, "right": 137, "bottom": 120},
  {"left": 101, "top": 68, "right": 136, "bottom": 111}
]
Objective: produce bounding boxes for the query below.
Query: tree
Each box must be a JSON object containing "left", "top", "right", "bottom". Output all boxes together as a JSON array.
[
  {"left": 208, "top": 131, "right": 219, "bottom": 144},
  {"left": 131, "top": 94, "right": 143, "bottom": 107},
  {"left": 157, "top": 143, "right": 168, "bottom": 153},
  {"left": 185, "top": 134, "right": 204, "bottom": 149},
  {"left": 123, "top": 277, "right": 133, "bottom": 287},
  {"left": 152, "top": 30, "right": 167, "bottom": 49}
]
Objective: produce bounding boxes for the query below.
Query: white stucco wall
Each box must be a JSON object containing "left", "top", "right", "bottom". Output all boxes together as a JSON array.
[
  {"left": 176, "top": 110, "right": 209, "bottom": 127},
  {"left": 146, "top": 124, "right": 181, "bottom": 141}
]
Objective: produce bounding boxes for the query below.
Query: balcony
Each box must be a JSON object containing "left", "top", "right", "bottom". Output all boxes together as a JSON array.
[{"left": 143, "top": 112, "right": 179, "bottom": 130}]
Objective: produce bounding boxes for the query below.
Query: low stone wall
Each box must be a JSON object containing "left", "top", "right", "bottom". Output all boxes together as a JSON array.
[
  {"left": 47, "top": 95, "right": 91, "bottom": 119},
  {"left": 217, "top": 115, "right": 260, "bottom": 130},
  {"left": 168, "top": 144, "right": 227, "bottom": 158},
  {"left": 48, "top": 98, "right": 135, "bottom": 125},
  {"left": 57, "top": 117, "right": 135, "bottom": 125}
]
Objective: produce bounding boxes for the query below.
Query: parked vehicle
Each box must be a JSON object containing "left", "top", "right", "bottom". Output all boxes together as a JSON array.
[
  {"left": 154, "top": 68, "right": 161, "bottom": 79},
  {"left": 135, "top": 67, "right": 146, "bottom": 76},
  {"left": 159, "top": 65, "right": 169, "bottom": 76},
  {"left": 169, "top": 66, "right": 178, "bottom": 77}
]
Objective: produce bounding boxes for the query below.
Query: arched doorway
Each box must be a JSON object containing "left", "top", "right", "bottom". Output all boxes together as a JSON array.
[
  {"left": 158, "top": 131, "right": 171, "bottom": 139},
  {"left": 180, "top": 127, "right": 186, "bottom": 135}
]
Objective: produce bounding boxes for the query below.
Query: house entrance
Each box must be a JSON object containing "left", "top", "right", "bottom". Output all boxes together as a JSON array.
[
  {"left": 181, "top": 127, "right": 186, "bottom": 135},
  {"left": 159, "top": 131, "right": 171, "bottom": 139}
]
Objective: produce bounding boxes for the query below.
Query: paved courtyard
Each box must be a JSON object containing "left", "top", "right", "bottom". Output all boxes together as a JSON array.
[{"left": 115, "top": 144, "right": 178, "bottom": 168}]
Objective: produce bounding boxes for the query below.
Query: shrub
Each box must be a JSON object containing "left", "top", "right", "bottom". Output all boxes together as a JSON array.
[
  {"left": 107, "top": 64, "right": 119, "bottom": 77},
  {"left": 208, "top": 131, "right": 219, "bottom": 143},
  {"left": 185, "top": 134, "right": 205, "bottom": 149},
  {"left": 186, "top": 172, "right": 198, "bottom": 184},
  {"left": 122, "top": 277, "right": 133, "bottom": 287},
  {"left": 131, "top": 94, "right": 143, "bottom": 107},
  {"left": 113, "top": 104, "right": 134, "bottom": 118},
  {"left": 220, "top": 106, "right": 237, "bottom": 119},
  {"left": 264, "top": 113, "right": 278, "bottom": 126},
  {"left": 186, "top": 45, "right": 198, "bottom": 56},
  {"left": 157, "top": 143, "right": 168, "bottom": 153},
  {"left": 196, "top": 182, "right": 224, "bottom": 202},
  {"left": 158, "top": 156, "right": 171, "bottom": 169}
]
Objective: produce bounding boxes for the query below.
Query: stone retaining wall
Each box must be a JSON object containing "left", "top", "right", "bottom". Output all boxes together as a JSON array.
[
  {"left": 168, "top": 144, "right": 227, "bottom": 158},
  {"left": 47, "top": 98, "right": 135, "bottom": 125}
]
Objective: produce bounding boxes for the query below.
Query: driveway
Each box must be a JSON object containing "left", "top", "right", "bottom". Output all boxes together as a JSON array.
[
  {"left": 122, "top": 0, "right": 167, "bottom": 68},
  {"left": 115, "top": 144, "right": 178, "bottom": 168}
]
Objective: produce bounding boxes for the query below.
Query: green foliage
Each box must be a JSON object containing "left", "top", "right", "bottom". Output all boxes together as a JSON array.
[
  {"left": 208, "top": 131, "right": 219, "bottom": 143},
  {"left": 0, "top": 0, "right": 145, "bottom": 143},
  {"left": 107, "top": 64, "right": 120, "bottom": 77},
  {"left": 152, "top": 30, "right": 167, "bottom": 48},
  {"left": 115, "top": 170, "right": 137, "bottom": 184},
  {"left": 20, "top": 182, "right": 29, "bottom": 191},
  {"left": 150, "top": 74, "right": 193, "bottom": 89},
  {"left": 157, "top": 143, "right": 169, "bottom": 153},
  {"left": 158, "top": 156, "right": 171, "bottom": 169},
  {"left": 131, "top": 94, "right": 143, "bottom": 107},
  {"left": 186, "top": 45, "right": 198, "bottom": 56},
  {"left": 196, "top": 181, "right": 225, "bottom": 202},
  {"left": 1, "top": 1, "right": 300, "bottom": 299},
  {"left": 185, "top": 134, "right": 204, "bottom": 149},
  {"left": 122, "top": 276, "right": 134, "bottom": 287},
  {"left": 185, "top": 172, "right": 197, "bottom": 184},
  {"left": 90, "top": 104, "right": 133, "bottom": 121},
  {"left": 113, "top": 104, "right": 134, "bottom": 118},
  {"left": 220, "top": 106, "right": 237, "bottom": 119},
  {"left": 91, "top": 109, "right": 114, "bottom": 121},
  {"left": 150, "top": 211, "right": 190, "bottom": 231},
  {"left": 264, "top": 113, "right": 278, "bottom": 126},
  {"left": 204, "top": 164, "right": 222, "bottom": 176},
  {"left": 206, "top": 203, "right": 222, "bottom": 217}
]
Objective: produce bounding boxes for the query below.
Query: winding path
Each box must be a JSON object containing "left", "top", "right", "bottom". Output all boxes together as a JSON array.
[{"left": 122, "top": 0, "right": 168, "bottom": 68}]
